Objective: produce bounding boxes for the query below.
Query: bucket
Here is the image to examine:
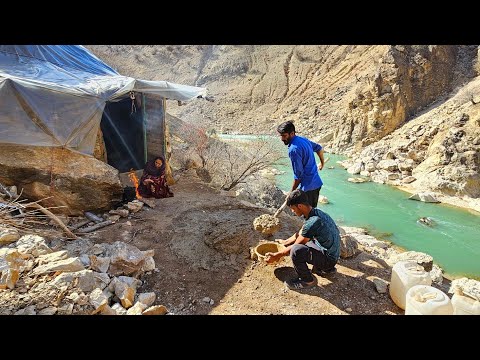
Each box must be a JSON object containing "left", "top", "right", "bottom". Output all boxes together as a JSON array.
[
  {"left": 405, "top": 285, "right": 453, "bottom": 315},
  {"left": 389, "top": 260, "right": 432, "bottom": 310},
  {"left": 254, "top": 242, "right": 286, "bottom": 263},
  {"left": 451, "top": 293, "right": 480, "bottom": 315}
]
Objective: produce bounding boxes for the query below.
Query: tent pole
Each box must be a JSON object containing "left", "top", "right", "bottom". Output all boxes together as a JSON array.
[
  {"left": 163, "top": 97, "right": 167, "bottom": 157},
  {"left": 142, "top": 93, "right": 147, "bottom": 163}
]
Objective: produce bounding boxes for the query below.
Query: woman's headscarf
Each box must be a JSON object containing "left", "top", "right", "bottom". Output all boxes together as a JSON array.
[{"left": 144, "top": 156, "right": 166, "bottom": 177}]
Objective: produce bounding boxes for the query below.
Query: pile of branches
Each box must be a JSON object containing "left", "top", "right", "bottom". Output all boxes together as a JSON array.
[{"left": 0, "top": 183, "right": 74, "bottom": 238}]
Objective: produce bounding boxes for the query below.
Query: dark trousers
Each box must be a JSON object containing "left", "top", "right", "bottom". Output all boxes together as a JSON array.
[
  {"left": 290, "top": 242, "right": 337, "bottom": 282},
  {"left": 304, "top": 187, "right": 321, "bottom": 208}
]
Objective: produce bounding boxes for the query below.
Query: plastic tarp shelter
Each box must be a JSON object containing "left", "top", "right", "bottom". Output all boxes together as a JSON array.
[{"left": 0, "top": 45, "right": 206, "bottom": 155}]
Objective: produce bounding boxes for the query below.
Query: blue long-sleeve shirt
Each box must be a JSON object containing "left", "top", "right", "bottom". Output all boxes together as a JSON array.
[{"left": 288, "top": 135, "right": 323, "bottom": 192}]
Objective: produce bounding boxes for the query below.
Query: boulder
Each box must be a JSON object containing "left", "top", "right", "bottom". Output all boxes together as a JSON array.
[
  {"left": 340, "top": 235, "right": 358, "bottom": 258},
  {"left": 0, "top": 145, "right": 123, "bottom": 215},
  {"left": 409, "top": 192, "right": 440, "bottom": 203},
  {"left": 387, "top": 251, "right": 434, "bottom": 272},
  {"left": 106, "top": 241, "right": 155, "bottom": 276},
  {"left": 449, "top": 277, "right": 480, "bottom": 301}
]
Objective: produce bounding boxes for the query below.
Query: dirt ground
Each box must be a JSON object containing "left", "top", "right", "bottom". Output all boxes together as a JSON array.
[{"left": 85, "top": 169, "right": 404, "bottom": 315}]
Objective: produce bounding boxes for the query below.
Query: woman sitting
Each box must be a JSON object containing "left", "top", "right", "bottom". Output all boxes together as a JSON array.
[{"left": 138, "top": 156, "right": 174, "bottom": 198}]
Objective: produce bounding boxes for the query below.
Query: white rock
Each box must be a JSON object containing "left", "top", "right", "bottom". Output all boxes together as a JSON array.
[
  {"left": 142, "top": 305, "right": 168, "bottom": 315},
  {"left": 449, "top": 277, "right": 480, "bottom": 301},
  {"left": 141, "top": 256, "right": 156, "bottom": 272},
  {"left": 352, "top": 234, "right": 388, "bottom": 249},
  {"left": 429, "top": 264, "right": 444, "bottom": 285},
  {"left": 347, "top": 162, "right": 362, "bottom": 175},
  {"left": 15, "top": 235, "right": 52, "bottom": 257},
  {"left": 114, "top": 280, "right": 136, "bottom": 309},
  {"left": 37, "top": 307, "right": 57, "bottom": 315},
  {"left": 36, "top": 251, "right": 69, "bottom": 265},
  {"left": 138, "top": 292, "right": 156, "bottom": 307},
  {"left": 100, "top": 305, "right": 118, "bottom": 315},
  {"left": 89, "top": 288, "right": 109, "bottom": 313},
  {"left": 0, "top": 226, "right": 20, "bottom": 245},
  {"left": 79, "top": 254, "right": 90, "bottom": 266},
  {"left": 370, "top": 277, "right": 389, "bottom": 294},
  {"left": 33, "top": 257, "right": 84, "bottom": 275},
  {"left": 117, "top": 276, "right": 142, "bottom": 290},
  {"left": 348, "top": 177, "right": 369, "bottom": 183},
  {"left": 387, "top": 173, "right": 400, "bottom": 180},
  {"left": 89, "top": 255, "right": 110, "bottom": 273},
  {"left": 126, "top": 301, "right": 147, "bottom": 315},
  {"left": 93, "top": 272, "right": 110, "bottom": 290},
  {"left": 57, "top": 303, "right": 74, "bottom": 315},
  {"left": 377, "top": 159, "right": 398, "bottom": 172},
  {"left": 111, "top": 303, "right": 127, "bottom": 315},
  {"left": 51, "top": 269, "right": 95, "bottom": 292},
  {"left": 402, "top": 176, "right": 416, "bottom": 184},
  {"left": 409, "top": 192, "right": 440, "bottom": 203},
  {"left": 387, "top": 251, "right": 434, "bottom": 271},
  {"left": 14, "top": 305, "right": 36, "bottom": 315}
]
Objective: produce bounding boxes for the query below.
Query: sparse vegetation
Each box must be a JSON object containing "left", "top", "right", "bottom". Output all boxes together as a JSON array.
[
  {"left": 459, "top": 87, "right": 478, "bottom": 105},
  {"left": 203, "top": 137, "right": 283, "bottom": 191}
]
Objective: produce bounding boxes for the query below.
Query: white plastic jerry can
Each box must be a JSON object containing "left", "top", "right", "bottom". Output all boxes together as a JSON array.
[
  {"left": 405, "top": 285, "right": 453, "bottom": 315},
  {"left": 389, "top": 260, "right": 432, "bottom": 310},
  {"left": 451, "top": 293, "right": 480, "bottom": 315}
]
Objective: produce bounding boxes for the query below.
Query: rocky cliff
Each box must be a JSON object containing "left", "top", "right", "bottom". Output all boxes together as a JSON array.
[{"left": 87, "top": 45, "right": 480, "bottom": 203}]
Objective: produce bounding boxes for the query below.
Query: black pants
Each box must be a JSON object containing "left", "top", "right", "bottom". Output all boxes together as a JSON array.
[
  {"left": 290, "top": 242, "right": 337, "bottom": 282},
  {"left": 304, "top": 187, "right": 321, "bottom": 208}
]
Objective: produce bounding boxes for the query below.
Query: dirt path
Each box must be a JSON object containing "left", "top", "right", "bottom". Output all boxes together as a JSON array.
[{"left": 86, "top": 170, "right": 403, "bottom": 315}]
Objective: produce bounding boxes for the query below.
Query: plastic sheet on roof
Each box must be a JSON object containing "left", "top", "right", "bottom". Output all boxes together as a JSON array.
[{"left": 0, "top": 45, "right": 206, "bottom": 155}]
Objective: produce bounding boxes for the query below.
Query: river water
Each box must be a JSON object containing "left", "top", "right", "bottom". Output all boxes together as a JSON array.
[
  {"left": 219, "top": 134, "right": 480, "bottom": 279},
  {"left": 276, "top": 153, "right": 480, "bottom": 280}
]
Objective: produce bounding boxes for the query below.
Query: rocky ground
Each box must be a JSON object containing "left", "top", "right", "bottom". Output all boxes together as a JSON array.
[{"left": 4, "top": 169, "right": 477, "bottom": 315}]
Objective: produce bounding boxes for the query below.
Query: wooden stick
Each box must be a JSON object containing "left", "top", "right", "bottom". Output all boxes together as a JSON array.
[
  {"left": 273, "top": 199, "right": 288, "bottom": 218},
  {"left": 84, "top": 211, "right": 104, "bottom": 223},
  {"left": 69, "top": 219, "right": 91, "bottom": 231},
  {"left": 25, "top": 202, "right": 77, "bottom": 239},
  {"left": 274, "top": 159, "right": 330, "bottom": 218},
  {"left": 76, "top": 220, "right": 114, "bottom": 234}
]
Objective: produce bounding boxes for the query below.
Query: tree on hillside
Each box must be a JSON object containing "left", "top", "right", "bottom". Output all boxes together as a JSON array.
[
  {"left": 203, "top": 137, "right": 284, "bottom": 191},
  {"left": 178, "top": 120, "right": 284, "bottom": 191},
  {"left": 179, "top": 123, "right": 209, "bottom": 168}
]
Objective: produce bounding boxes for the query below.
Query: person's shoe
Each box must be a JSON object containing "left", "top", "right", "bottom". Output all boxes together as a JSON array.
[
  {"left": 312, "top": 266, "right": 337, "bottom": 276},
  {"left": 284, "top": 277, "right": 317, "bottom": 290}
]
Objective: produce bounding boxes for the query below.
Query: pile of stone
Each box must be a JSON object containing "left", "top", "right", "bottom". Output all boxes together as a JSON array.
[{"left": 0, "top": 234, "right": 166, "bottom": 315}]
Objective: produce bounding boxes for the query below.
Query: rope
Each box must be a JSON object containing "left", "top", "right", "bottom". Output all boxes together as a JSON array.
[{"left": 130, "top": 91, "right": 136, "bottom": 114}]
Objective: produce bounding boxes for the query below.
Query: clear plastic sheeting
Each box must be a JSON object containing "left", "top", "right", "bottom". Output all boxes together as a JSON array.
[
  {"left": 0, "top": 45, "right": 118, "bottom": 76},
  {"left": 133, "top": 79, "right": 207, "bottom": 102},
  {"left": 0, "top": 45, "right": 207, "bottom": 155}
]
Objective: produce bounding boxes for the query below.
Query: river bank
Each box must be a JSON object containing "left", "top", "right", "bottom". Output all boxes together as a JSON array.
[{"left": 395, "top": 183, "right": 480, "bottom": 215}]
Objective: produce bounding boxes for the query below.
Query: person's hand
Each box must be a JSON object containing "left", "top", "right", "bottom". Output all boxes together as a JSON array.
[
  {"left": 264, "top": 251, "right": 283, "bottom": 264},
  {"left": 317, "top": 163, "right": 324, "bottom": 171}
]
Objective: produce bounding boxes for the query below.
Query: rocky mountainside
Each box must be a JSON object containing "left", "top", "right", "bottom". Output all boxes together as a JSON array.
[{"left": 87, "top": 45, "right": 480, "bottom": 205}]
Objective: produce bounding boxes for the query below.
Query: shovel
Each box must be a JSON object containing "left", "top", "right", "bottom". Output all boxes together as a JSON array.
[{"left": 273, "top": 157, "right": 329, "bottom": 218}]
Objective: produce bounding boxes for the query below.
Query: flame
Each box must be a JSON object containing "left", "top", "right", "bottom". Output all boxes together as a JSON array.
[{"left": 128, "top": 169, "right": 142, "bottom": 199}]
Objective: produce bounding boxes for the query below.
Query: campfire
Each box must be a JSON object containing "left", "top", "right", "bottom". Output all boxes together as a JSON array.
[{"left": 128, "top": 169, "right": 142, "bottom": 199}]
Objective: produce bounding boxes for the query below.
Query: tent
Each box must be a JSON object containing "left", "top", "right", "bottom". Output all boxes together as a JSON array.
[{"left": 0, "top": 45, "right": 206, "bottom": 172}]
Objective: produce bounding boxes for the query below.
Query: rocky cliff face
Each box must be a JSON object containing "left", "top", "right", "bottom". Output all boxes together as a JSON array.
[{"left": 87, "top": 45, "right": 480, "bottom": 201}]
